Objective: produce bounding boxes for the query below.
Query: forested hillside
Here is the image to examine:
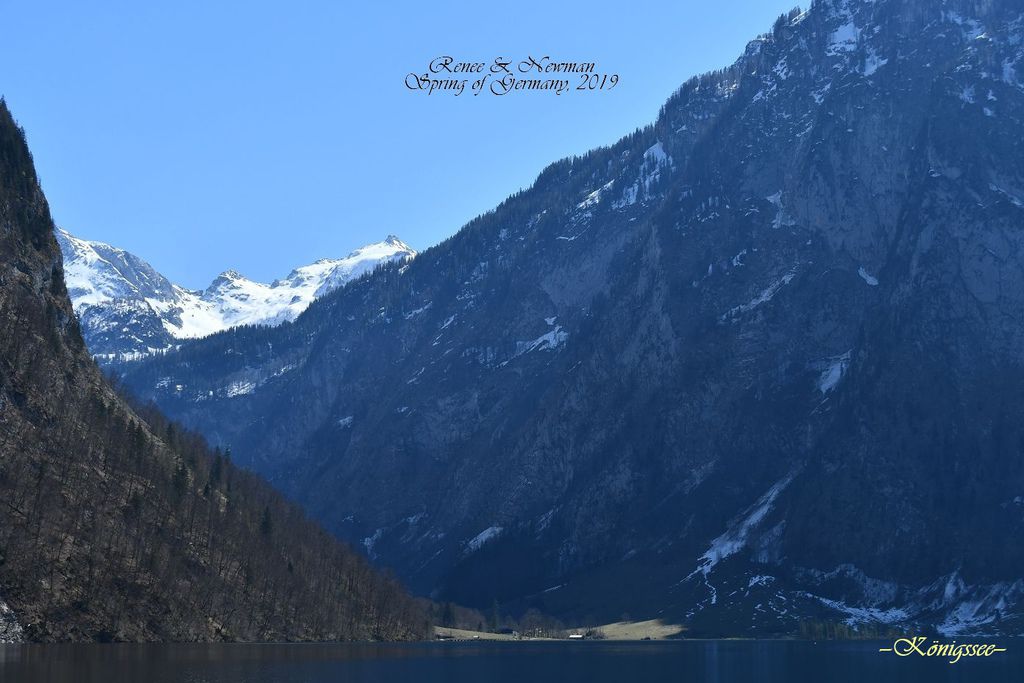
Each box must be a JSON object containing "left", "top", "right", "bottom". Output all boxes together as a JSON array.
[{"left": 0, "top": 99, "right": 427, "bottom": 642}]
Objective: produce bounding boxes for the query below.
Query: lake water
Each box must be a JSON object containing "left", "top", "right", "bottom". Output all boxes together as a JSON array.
[{"left": 0, "top": 640, "right": 1019, "bottom": 682}]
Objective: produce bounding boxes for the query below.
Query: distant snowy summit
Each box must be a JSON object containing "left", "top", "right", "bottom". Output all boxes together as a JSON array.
[{"left": 56, "top": 228, "right": 415, "bottom": 362}]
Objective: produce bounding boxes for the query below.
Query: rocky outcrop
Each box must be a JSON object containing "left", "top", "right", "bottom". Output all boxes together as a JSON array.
[{"left": 0, "top": 596, "right": 23, "bottom": 643}]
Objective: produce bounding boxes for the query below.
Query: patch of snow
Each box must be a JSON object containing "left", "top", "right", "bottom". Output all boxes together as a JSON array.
[
  {"left": 465, "top": 526, "right": 503, "bottom": 553},
  {"left": 944, "top": 11, "right": 985, "bottom": 41},
  {"left": 863, "top": 49, "right": 888, "bottom": 76},
  {"left": 818, "top": 351, "right": 852, "bottom": 395},
  {"left": 225, "top": 380, "right": 255, "bottom": 397},
  {"left": 811, "top": 82, "right": 832, "bottom": 105},
  {"left": 614, "top": 142, "right": 673, "bottom": 210},
  {"left": 990, "top": 183, "right": 1024, "bottom": 208},
  {"left": 363, "top": 528, "right": 384, "bottom": 559},
  {"left": 272, "top": 363, "right": 297, "bottom": 378},
  {"left": 404, "top": 512, "right": 425, "bottom": 526},
  {"left": 577, "top": 181, "right": 614, "bottom": 210},
  {"left": 766, "top": 192, "right": 796, "bottom": 230},
  {"left": 828, "top": 21, "right": 860, "bottom": 56},
  {"left": 404, "top": 303, "right": 431, "bottom": 319},
  {"left": 858, "top": 267, "right": 879, "bottom": 286},
  {"left": 556, "top": 230, "right": 589, "bottom": 242},
  {"left": 936, "top": 578, "right": 1023, "bottom": 635},
  {"left": 795, "top": 566, "right": 1024, "bottom": 635},
  {"left": 0, "top": 596, "right": 23, "bottom": 643},
  {"left": 537, "top": 508, "right": 556, "bottom": 534},
  {"left": 513, "top": 326, "right": 569, "bottom": 358},
  {"left": 644, "top": 141, "right": 669, "bottom": 164},
  {"left": 716, "top": 80, "right": 740, "bottom": 99},
  {"left": 614, "top": 183, "right": 640, "bottom": 209},
  {"left": 808, "top": 594, "right": 910, "bottom": 626},
  {"left": 773, "top": 57, "right": 790, "bottom": 80},
  {"left": 721, "top": 270, "right": 797, "bottom": 321},
  {"left": 932, "top": 573, "right": 1024, "bottom": 635},
  {"left": 689, "top": 475, "right": 795, "bottom": 578}
]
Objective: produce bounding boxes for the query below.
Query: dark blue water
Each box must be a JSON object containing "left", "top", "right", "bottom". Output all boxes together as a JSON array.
[{"left": 0, "top": 640, "right": 1019, "bottom": 682}]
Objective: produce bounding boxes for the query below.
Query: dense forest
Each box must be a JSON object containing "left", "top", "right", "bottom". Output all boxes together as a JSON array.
[{"left": 0, "top": 99, "right": 428, "bottom": 642}]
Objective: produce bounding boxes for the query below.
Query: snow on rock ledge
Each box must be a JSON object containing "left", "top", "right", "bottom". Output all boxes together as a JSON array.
[
  {"left": 464, "top": 526, "right": 503, "bottom": 554},
  {"left": 0, "top": 596, "right": 24, "bottom": 643}
]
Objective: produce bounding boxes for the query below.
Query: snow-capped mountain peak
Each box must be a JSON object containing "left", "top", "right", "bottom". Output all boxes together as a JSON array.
[
  {"left": 383, "top": 234, "right": 410, "bottom": 248},
  {"left": 212, "top": 269, "right": 245, "bottom": 283},
  {"left": 56, "top": 229, "right": 416, "bottom": 361},
  {"left": 57, "top": 228, "right": 177, "bottom": 306}
]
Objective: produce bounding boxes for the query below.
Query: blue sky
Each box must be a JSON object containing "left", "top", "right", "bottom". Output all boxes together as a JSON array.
[{"left": 2, "top": 0, "right": 799, "bottom": 288}]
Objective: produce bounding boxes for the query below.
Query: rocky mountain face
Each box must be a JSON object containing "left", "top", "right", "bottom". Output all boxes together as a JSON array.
[
  {"left": 0, "top": 599, "right": 22, "bottom": 643},
  {"left": 57, "top": 228, "right": 415, "bottom": 362},
  {"left": 119, "top": 0, "right": 1024, "bottom": 636},
  {"left": 0, "top": 101, "right": 426, "bottom": 642}
]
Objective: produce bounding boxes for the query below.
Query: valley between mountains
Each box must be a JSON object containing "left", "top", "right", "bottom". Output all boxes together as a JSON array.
[{"left": 10, "top": 0, "right": 1024, "bottom": 640}]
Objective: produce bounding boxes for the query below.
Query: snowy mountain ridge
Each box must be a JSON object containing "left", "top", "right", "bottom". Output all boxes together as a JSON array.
[{"left": 56, "top": 228, "right": 415, "bottom": 361}]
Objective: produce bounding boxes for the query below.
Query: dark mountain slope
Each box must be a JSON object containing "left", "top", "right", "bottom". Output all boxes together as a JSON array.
[
  {"left": 120, "top": 0, "right": 1024, "bottom": 635},
  {"left": 0, "top": 100, "right": 426, "bottom": 642}
]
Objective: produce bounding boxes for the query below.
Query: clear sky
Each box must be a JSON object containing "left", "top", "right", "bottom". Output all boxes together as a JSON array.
[{"left": 2, "top": 0, "right": 799, "bottom": 289}]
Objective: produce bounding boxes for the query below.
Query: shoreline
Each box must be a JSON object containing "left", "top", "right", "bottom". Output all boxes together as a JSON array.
[{"left": 435, "top": 619, "right": 686, "bottom": 642}]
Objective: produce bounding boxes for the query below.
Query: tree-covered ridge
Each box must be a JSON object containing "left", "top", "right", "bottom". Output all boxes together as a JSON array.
[{"left": 0, "top": 99, "right": 428, "bottom": 642}]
